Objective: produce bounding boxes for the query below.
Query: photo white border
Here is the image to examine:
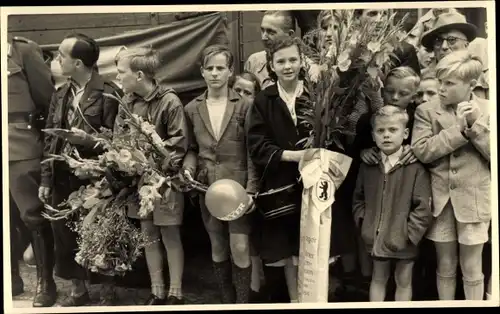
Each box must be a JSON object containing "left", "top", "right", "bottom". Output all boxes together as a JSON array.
[{"left": 1, "top": 1, "right": 497, "bottom": 312}]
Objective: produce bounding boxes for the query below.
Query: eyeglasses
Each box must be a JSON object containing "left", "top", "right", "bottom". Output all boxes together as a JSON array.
[{"left": 433, "top": 36, "right": 468, "bottom": 47}]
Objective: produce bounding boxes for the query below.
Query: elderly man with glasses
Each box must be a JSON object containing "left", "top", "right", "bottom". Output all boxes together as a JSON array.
[
  {"left": 420, "top": 12, "right": 477, "bottom": 65},
  {"left": 420, "top": 12, "right": 487, "bottom": 99}
]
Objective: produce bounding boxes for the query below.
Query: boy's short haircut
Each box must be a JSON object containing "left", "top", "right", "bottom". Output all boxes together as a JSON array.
[
  {"left": 370, "top": 105, "right": 410, "bottom": 129},
  {"left": 230, "top": 71, "right": 262, "bottom": 94},
  {"left": 435, "top": 50, "right": 483, "bottom": 83},
  {"left": 420, "top": 68, "right": 438, "bottom": 82},
  {"left": 201, "top": 44, "right": 234, "bottom": 69},
  {"left": 263, "top": 10, "right": 296, "bottom": 32},
  {"left": 385, "top": 66, "right": 421, "bottom": 90},
  {"left": 115, "top": 46, "right": 160, "bottom": 79}
]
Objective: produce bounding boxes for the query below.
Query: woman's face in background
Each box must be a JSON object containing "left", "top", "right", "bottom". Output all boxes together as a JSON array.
[
  {"left": 319, "top": 14, "right": 340, "bottom": 50},
  {"left": 359, "top": 9, "right": 388, "bottom": 32},
  {"left": 417, "top": 46, "right": 436, "bottom": 69},
  {"left": 233, "top": 77, "right": 257, "bottom": 103}
]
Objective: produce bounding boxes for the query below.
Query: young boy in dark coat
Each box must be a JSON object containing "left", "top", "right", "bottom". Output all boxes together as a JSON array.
[{"left": 353, "top": 105, "right": 433, "bottom": 301}]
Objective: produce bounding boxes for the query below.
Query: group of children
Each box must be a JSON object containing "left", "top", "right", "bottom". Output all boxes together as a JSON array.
[
  {"left": 355, "top": 50, "right": 491, "bottom": 302},
  {"left": 33, "top": 8, "right": 491, "bottom": 306},
  {"left": 110, "top": 25, "right": 491, "bottom": 305}
]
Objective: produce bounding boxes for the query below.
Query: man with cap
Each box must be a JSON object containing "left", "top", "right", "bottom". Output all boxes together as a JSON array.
[
  {"left": 407, "top": 8, "right": 459, "bottom": 48},
  {"left": 420, "top": 11, "right": 487, "bottom": 99},
  {"left": 420, "top": 11, "right": 477, "bottom": 64},
  {"left": 7, "top": 35, "right": 56, "bottom": 307}
]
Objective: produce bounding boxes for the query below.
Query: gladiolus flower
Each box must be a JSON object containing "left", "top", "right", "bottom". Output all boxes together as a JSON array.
[
  {"left": 367, "top": 41, "right": 381, "bottom": 53},
  {"left": 337, "top": 52, "right": 352, "bottom": 72}
]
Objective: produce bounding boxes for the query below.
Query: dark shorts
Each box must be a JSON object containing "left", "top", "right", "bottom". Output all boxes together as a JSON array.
[
  {"left": 128, "top": 188, "right": 184, "bottom": 226},
  {"left": 199, "top": 195, "right": 252, "bottom": 235}
]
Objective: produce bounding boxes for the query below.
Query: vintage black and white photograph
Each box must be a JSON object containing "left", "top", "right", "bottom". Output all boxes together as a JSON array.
[{"left": 1, "top": 2, "right": 497, "bottom": 312}]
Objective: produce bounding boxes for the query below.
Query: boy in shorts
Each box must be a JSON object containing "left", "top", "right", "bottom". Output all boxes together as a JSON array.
[
  {"left": 115, "top": 47, "right": 188, "bottom": 305},
  {"left": 182, "top": 45, "right": 258, "bottom": 304},
  {"left": 412, "top": 50, "right": 490, "bottom": 300},
  {"left": 353, "top": 105, "right": 433, "bottom": 301}
]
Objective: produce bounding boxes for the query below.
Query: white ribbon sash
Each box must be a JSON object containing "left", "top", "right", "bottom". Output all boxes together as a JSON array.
[{"left": 297, "top": 148, "right": 352, "bottom": 303}]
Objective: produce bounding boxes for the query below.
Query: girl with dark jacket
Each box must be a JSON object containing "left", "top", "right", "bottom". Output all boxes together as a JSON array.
[{"left": 246, "top": 35, "right": 310, "bottom": 303}]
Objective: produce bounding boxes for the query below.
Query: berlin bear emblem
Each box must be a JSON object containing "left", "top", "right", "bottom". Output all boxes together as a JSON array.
[{"left": 315, "top": 179, "right": 333, "bottom": 202}]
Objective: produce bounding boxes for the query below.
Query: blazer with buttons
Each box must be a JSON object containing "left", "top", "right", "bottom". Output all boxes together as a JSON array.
[
  {"left": 183, "top": 89, "right": 259, "bottom": 192},
  {"left": 411, "top": 95, "right": 490, "bottom": 223}
]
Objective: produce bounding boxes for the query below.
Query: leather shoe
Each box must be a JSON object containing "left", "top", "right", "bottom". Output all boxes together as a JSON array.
[
  {"left": 144, "top": 294, "right": 166, "bottom": 305},
  {"left": 60, "top": 292, "right": 90, "bottom": 307},
  {"left": 12, "top": 273, "right": 24, "bottom": 296},
  {"left": 249, "top": 290, "right": 261, "bottom": 303},
  {"left": 165, "top": 296, "right": 185, "bottom": 305}
]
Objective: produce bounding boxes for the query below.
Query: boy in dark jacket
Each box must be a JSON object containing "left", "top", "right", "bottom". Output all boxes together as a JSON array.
[{"left": 353, "top": 105, "right": 433, "bottom": 302}]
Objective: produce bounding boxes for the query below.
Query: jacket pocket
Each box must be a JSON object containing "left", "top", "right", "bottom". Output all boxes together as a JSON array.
[
  {"left": 82, "top": 105, "right": 102, "bottom": 129},
  {"left": 384, "top": 219, "right": 409, "bottom": 252},
  {"left": 227, "top": 114, "right": 245, "bottom": 141},
  {"left": 360, "top": 220, "right": 374, "bottom": 248},
  {"left": 476, "top": 183, "right": 491, "bottom": 222}
]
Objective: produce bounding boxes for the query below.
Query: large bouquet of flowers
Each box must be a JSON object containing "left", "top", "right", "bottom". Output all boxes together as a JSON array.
[
  {"left": 298, "top": 9, "right": 408, "bottom": 150},
  {"left": 41, "top": 93, "right": 184, "bottom": 276}
]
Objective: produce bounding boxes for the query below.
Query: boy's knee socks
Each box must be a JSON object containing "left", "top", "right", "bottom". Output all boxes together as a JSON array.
[
  {"left": 213, "top": 260, "right": 235, "bottom": 303},
  {"left": 436, "top": 271, "right": 457, "bottom": 300},
  {"left": 463, "top": 275, "right": 484, "bottom": 301},
  {"left": 232, "top": 263, "right": 252, "bottom": 303}
]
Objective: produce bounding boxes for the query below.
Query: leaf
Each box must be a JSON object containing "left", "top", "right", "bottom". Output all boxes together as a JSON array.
[
  {"left": 82, "top": 197, "right": 103, "bottom": 210},
  {"left": 367, "top": 66, "right": 379, "bottom": 80}
]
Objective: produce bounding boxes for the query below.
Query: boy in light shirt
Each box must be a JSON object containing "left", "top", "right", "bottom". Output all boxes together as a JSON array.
[
  {"left": 412, "top": 50, "right": 490, "bottom": 300},
  {"left": 182, "top": 45, "right": 258, "bottom": 304}
]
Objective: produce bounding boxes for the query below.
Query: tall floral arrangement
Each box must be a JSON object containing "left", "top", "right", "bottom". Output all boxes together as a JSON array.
[
  {"left": 41, "top": 93, "right": 185, "bottom": 276},
  {"left": 298, "top": 9, "right": 408, "bottom": 151}
]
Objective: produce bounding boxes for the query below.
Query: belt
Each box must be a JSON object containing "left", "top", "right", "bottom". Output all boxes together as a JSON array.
[{"left": 8, "top": 112, "right": 31, "bottom": 124}]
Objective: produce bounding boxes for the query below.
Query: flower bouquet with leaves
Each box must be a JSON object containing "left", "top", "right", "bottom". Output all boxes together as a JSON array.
[
  {"left": 298, "top": 9, "right": 408, "bottom": 150},
  {"left": 40, "top": 93, "right": 184, "bottom": 276}
]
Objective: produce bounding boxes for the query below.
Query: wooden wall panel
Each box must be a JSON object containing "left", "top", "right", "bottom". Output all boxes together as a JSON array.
[
  {"left": 240, "top": 11, "right": 264, "bottom": 65},
  {"left": 9, "top": 25, "right": 153, "bottom": 46},
  {"left": 8, "top": 13, "right": 153, "bottom": 32}
]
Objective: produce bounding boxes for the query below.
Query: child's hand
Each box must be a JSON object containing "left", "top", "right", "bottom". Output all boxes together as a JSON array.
[
  {"left": 399, "top": 145, "right": 418, "bottom": 165},
  {"left": 457, "top": 101, "right": 480, "bottom": 128},
  {"left": 360, "top": 147, "right": 380, "bottom": 165},
  {"left": 456, "top": 103, "right": 469, "bottom": 131}
]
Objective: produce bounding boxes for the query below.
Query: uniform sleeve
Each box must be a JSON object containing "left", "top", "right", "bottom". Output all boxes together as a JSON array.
[
  {"left": 161, "top": 94, "right": 189, "bottom": 173},
  {"left": 21, "top": 41, "right": 54, "bottom": 118},
  {"left": 411, "top": 105, "right": 469, "bottom": 164},
  {"left": 407, "top": 165, "right": 433, "bottom": 246},
  {"left": 40, "top": 93, "right": 58, "bottom": 187}
]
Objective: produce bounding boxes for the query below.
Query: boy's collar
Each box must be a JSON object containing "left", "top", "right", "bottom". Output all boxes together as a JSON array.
[
  {"left": 195, "top": 88, "right": 240, "bottom": 102},
  {"left": 380, "top": 146, "right": 404, "bottom": 167}
]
